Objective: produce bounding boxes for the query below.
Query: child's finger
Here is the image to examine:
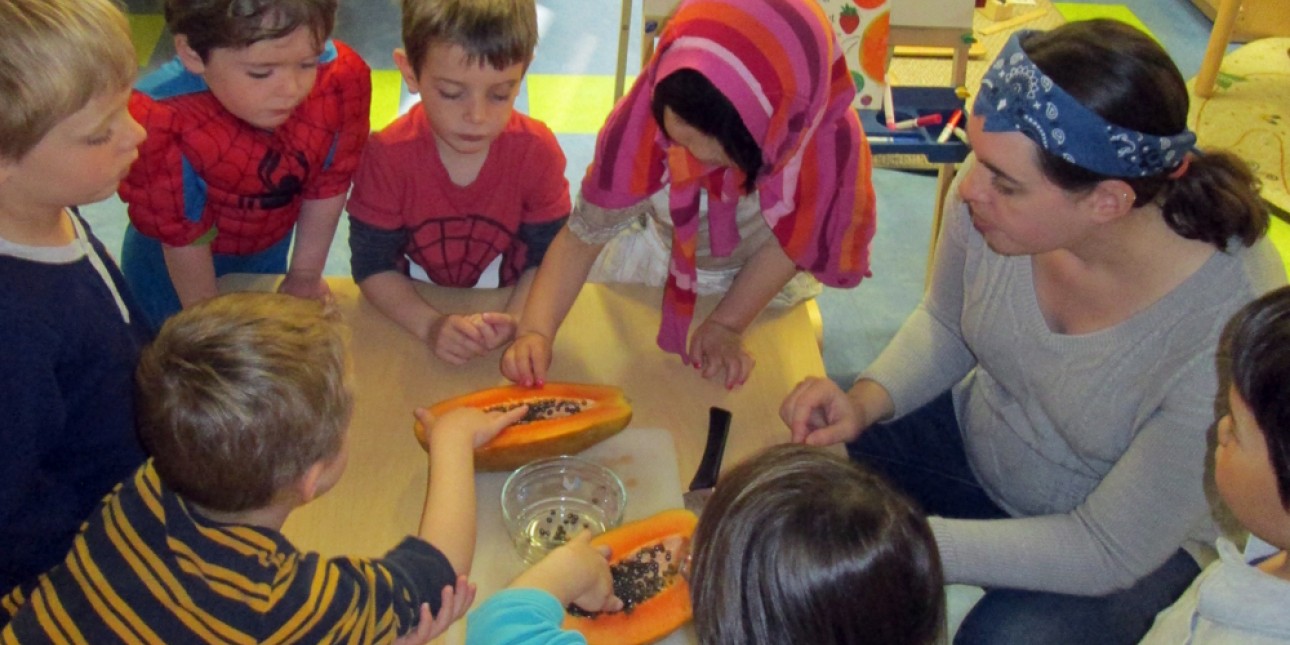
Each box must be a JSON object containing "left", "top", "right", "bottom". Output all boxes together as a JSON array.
[
  {"left": 475, "top": 317, "right": 502, "bottom": 347},
  {"left": 413, "top": 407, "right": 435, "bottom": 426},
  {"left": 455, "top": 579, "right": 477, "bottom": 617},
  {"left": 426, "top": 587, "right": 455, "bottom": 638},
  {"left": 447, "top": 315, "right": 487, "bottom": 344},
  {"left": 604, "top": 595, "right": 624, "bottom": 613},
  {"left": 489, "top": 403, "right": 530, "bottom": 428},
  {"left": 480, "top": 311, "right": 516, "bottom": 331},
  {"left": 434, "top": 344, "right": 471, "bottom": 366},
  {"left": 725, "top": 352, "right": 754, "bottom": 390},
  {"left": 442, "top": 327, "right": 486, "bottom": 355}
]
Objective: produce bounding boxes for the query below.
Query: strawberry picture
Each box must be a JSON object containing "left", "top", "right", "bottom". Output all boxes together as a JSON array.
[{"left": 839, "top": 5, "right": 859, "bottom": 34}]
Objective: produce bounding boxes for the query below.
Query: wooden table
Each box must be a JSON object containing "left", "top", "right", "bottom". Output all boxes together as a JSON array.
[{"left": 218, "top": 275, "right": 825, "bottom": 640}]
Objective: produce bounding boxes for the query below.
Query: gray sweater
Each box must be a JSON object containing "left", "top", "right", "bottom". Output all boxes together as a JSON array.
[{"left": 863, "top": 171, "right": 1286, "bottom": 595}]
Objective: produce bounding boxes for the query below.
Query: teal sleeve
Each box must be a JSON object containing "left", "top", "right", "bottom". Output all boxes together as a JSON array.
[{"left": 465, "top": 588, "right": 588, "bottom": 645}]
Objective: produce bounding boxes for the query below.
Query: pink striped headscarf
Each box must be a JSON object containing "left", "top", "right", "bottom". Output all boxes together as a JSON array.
[{"left": 583, "top": 0, "right": 877, "bottom": 356}]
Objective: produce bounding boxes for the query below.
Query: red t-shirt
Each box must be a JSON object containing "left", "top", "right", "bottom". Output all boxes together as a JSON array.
[
  {"left": 121, "top": 41, "right": 371, "bottom": 256},
  {"left": 347, "top": 106, "right": 570, "bottom": 288}
]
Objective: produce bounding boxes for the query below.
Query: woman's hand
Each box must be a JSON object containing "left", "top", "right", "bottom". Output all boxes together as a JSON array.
[
  {"left": 780, "top": 376, "right": 869, "bottom": 446},
  {"left": 687, "top": 318, "right": 755, "bottom": 389},
  {"left": 501, "top": 331, "right": 552, "bottom": 387}
]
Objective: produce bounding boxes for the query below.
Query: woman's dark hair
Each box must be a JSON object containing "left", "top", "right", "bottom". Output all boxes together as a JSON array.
[
  {"left": 651, "top": 69, "right": 762, "bottom": 193},
  {"left": 1220, "top": 285, "right": 1290, "bottom": 509},
  {"left": 690, "top": 444, "right": 944, "bottom": 644},
  {"left": 1021, "top": 19, "right": 1267, "bottom": 249}
]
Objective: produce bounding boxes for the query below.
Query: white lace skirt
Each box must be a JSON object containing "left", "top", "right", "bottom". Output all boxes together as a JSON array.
[{"left": 586, "top": 209, "right": 822, "bottom": 308}]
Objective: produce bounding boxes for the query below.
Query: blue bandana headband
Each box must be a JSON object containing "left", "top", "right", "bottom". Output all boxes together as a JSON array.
[{"left": 974, "top": 31, "right": 1196, "bottom": 178}]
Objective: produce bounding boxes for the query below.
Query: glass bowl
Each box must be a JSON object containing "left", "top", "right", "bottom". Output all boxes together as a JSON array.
[{"left": 501, "top": 456, "right": 627, "bottom": 564}]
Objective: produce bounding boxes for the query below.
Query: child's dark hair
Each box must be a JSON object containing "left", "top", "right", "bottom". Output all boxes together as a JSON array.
[
  {"left": 165, "top": 0, "right": 338, "bottom": 61},
  {"left": 1221, "top": 285, "right": 1290, "bottom": 509},
  {"left": 651, "top": 69, "right": 762, "bottom": 193},
  {"left": 401, "top": 0, "right": 537, "bottom": 73},
  {"left": 1021, "top": 20, "right": 1267, "bottom": 249},
  {"left": 690, "top": 444, "right": 944, "bottom": 644}
]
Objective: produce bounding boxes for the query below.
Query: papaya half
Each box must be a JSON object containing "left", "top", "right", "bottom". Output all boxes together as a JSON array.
[
  {"left": 415, "top": 382, "right": 632, "bottom": 471},
  {"left": 563, "top": 509, "right": 697, "bottom": 645}
]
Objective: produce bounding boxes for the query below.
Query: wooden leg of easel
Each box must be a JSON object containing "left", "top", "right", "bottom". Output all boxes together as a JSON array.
[
  {"left": 1195, "top": 0, "right": 1241, "bottom": 98},
  {"left": 615, "top": 0, "right": 632, "bottom": 102},
  {"left": 949, "top": 41, "right": 969, "bottom": 89},
  {"left": 926, "top": 163, "right": 957, "bottom": 288},
  {"left": 642, "top": 18, "right": 659, "bottom": 68}
]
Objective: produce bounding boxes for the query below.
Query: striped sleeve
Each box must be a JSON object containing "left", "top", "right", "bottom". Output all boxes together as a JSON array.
[{"left": 1, "top": 465, "right": 455, "bottom": 642}]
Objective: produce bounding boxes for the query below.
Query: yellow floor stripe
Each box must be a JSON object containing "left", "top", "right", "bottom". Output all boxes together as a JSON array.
[
  {"left": 1052, "top": 4, "right": 1156, "bottom": 41},
  {"left": 1270, "top": 216, "right": 1290, "bottom": 279},
  {"left": 369, "top": 70, "right": 407, "bottom": 132},
  {"left": 127, "top": 14, "right": 166, "bottom": 68},
  {"left": 526, "top": 74, "right": 629, "bottom": 135}
]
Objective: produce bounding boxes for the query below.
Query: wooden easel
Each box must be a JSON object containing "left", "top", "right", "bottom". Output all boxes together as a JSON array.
[{"left": 1195, "top": 0, "right": 1242, "bottom": 98}]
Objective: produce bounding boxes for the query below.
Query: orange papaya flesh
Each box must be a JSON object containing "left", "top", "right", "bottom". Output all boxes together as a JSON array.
[
  {"left": 563, "top": 509, "right": 697, "bottom": 645},
  {"left": 415, "top": 383, "right": 632, "bottom": 471}
]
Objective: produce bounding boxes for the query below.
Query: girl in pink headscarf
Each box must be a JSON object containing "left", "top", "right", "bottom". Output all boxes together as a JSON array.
[{"left": 501, "top": 0, "right": 876, "bottom": 388}]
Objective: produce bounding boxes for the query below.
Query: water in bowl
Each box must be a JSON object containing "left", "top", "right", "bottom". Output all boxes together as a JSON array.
[{"left": 512, "top": 497, "right": 610, "bottom": 564}]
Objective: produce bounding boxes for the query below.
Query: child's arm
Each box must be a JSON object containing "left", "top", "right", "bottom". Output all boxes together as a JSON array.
[
  {"left": 509, "top": 531, "right": 621, "bottom": 612},
  {"left": 689, "top": 238, "right": 797, "bottom": 388},
  {"left": 279, "top": 193, "right": 345, "bottom": 302},
  {"left": 413, "top": 405, "right": 529, "bottom": 574},
  {"left": 502, "top": 227, "right": 604, "bottom": 386},
  {"left": 465, "top": 532, "right": 621, "bottom": 645},
  {"left": 162, "top": 243, "right": 219, "bottom": 307}
]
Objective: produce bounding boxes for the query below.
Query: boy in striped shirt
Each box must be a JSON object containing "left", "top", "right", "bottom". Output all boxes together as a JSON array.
[{"left": 2, "top": 292, "right": 526, "bottom": 642}]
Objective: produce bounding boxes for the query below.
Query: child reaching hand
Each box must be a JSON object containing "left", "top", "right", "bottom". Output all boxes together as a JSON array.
[
  {"left": 502, "top": 0, "right": 876, "bottom": 390},
  {"left": 466, "top": 444, "right": 944, "bottom": 644},
  {"left": 347, "top": 0, "right": 570, "bottom": 366},
  {"left": 1, "top": 293, "right": 527, "bottom": 642},
  {"left": 119, "top": 0, "right": 371, "bottom": 328},
  {"left": 1142, "top": 285, "right": 1290, "bottom": 643}
]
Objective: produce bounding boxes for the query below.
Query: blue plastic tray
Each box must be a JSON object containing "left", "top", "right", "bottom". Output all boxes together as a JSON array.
[{"left": 858, "top": 86, "right": 969, "bottom": 164}]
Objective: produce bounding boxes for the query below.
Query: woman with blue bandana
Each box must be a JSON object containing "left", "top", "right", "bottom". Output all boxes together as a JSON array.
[{"left": 781, "top": 19, "right": 1286, "bottom": 644}]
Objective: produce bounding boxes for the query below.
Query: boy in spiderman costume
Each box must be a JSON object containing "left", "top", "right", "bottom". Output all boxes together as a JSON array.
[
  {"left": 346, "top": 0, "right": 569, "bottom": 366},
  {"left": 119, "top": 0, "right": 370, "bottom": 328}
]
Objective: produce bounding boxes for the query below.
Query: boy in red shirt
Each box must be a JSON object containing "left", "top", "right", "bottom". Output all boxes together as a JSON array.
[{"left": 347, "top": 0, "right": 570, "bottom": 366}]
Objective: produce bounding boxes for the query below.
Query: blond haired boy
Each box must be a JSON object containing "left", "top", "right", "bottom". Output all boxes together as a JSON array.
[
  {"left": 347, "top": 0, "right": 570, "bottom": 366},
  {"left": 0, "top": 0, "right": 151, "bottom": 598},
  {"left": 1, "top": 292, "right": 527, "bottom": 641}
]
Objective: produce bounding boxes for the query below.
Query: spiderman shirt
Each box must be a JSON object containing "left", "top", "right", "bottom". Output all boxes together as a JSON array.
[
  {"left": 347, "top": 105, "right": 570, "bottom": 288},
  {"left": 120, "top": 40, "right": 371, "bottom": 257}
]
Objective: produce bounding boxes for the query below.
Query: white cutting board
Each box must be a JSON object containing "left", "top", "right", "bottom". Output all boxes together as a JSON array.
[{"left": 444, "top": 428, "right": 696, "bottom": 644}]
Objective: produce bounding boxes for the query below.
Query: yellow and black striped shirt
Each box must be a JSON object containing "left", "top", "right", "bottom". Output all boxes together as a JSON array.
[{"left": 1, "top": 461, "right": 454, "bottom": 643}]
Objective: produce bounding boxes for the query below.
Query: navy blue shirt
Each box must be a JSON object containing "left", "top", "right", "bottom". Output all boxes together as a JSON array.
[{"left": 0, "top": 213, "right": 151, "bottom": 594}]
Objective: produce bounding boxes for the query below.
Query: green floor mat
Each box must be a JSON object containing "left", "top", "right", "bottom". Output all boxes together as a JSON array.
[{"left": 1052, "top": 3, "right": 1156, "bottom": 41}]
